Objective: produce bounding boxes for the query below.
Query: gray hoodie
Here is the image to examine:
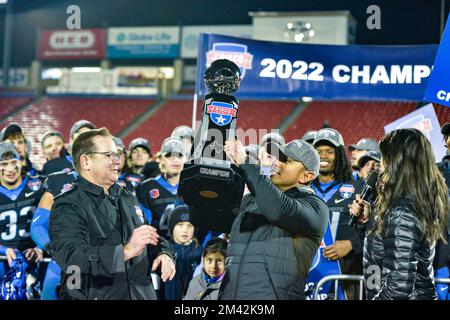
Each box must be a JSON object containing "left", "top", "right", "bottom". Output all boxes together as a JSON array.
[{"left": 184, "top": 270, "right": 223, "bottom": 300}]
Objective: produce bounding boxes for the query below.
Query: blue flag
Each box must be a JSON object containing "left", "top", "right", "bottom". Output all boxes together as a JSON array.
[
  {"left": 424, "top": 14, "right": 450, "bottom": 107},
  {"left": 305, "top": 223, "right": 346, "bottom": 300}
]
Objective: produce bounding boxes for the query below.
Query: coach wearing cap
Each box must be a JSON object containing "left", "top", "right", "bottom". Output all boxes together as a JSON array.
[{"left": 221, "top": 138, "right": 328, "bottom": 300}]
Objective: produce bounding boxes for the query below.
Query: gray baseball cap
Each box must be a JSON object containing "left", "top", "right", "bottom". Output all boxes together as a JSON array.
[
  {"left": 70, "top": 120, "right": 96, "bottom": 138},
  {"left": 129, "top": 137, "right": 151, "bottom": 153},
  {"left": 313, "top": 128, "right": 345, "bottom": 148},
  {"left": 161, "top": 137, "right": 184, "bottom": 156},
  {"left": 301, "top": 130, "right": 318, "bottom": 143},
  {"left": 41, "top": 130, "right": 64, "bottom": 146},
  {"left": 0, "top": 142, "right": 20, "bottom": 161},
  {"left": 348, "top": 138, "right": 378, "bottom": 152},
  {"left": 260, "top": 132, "right": 285, "bottom": 148},
  {"left": 357, "top": 151, "right": 381, "bottom": 168},
  {"left": 0, "top": 123, "right": 23, "bottom": 141},
  {"left": 270, "top": 139, "right": 320, "bottom": 179},
  {"left": 171, "top": 125, "right": 194, "bottom": 140},
  {"left": 112, "top": 136, "right": 126, "bottom": 152}
]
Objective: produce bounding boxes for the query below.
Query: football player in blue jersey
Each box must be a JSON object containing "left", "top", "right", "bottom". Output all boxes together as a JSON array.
[
  {"left": 0, "top": 142, "right": 44, "bottom": 277},
  {"left": 41, "top": 120, "right": 96, "bottom": 176},
  {"left": 311, "top": 128, "right": 363, "bottom": 299},
  {"left": 0, "top": 124, "right": 38, "bottom": 177},
  {"left": 30, "top": 121, "right": 95, "bottom": 300},
  {"left": 127, "top": 138, "right": 152, "bottom": 176},
  {"left": 114, "top": 136, "right": 142, "bottom": 193},
  {"left": 136, "top": 137, "right": 186, "bottom": 238}
]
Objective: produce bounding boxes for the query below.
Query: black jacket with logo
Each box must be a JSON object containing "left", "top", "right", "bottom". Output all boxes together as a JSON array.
[
  {"left": 219, "top": 164, "right": 328, "bottom": 300},
  {"left": 49, "top": 176, "right": 174, "bottom": 300}
]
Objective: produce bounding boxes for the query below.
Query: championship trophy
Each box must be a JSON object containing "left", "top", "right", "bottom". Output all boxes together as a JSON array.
[{"left": 178, "top": 59, "right": 245, "bottom": 233}]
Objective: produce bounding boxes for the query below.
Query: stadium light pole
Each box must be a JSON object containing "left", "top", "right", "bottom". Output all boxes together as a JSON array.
[{"left": 1, "top": 0, "right": 13, "bottom": 89}]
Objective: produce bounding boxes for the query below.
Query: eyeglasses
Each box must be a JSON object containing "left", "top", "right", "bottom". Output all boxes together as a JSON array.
[{"left": 87, "top": 151, "right": 121, "bottom": 161}]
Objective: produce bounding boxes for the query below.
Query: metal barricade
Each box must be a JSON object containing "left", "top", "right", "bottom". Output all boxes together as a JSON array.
[
  {"left": 0, "top": 255, "right": 52, "bottom": 263},
  {"left": 313, "top": 274, "right": 364, "bottom": 300},
  {"left": 313, "top": 274, "right": 450, "bottom": 300}
]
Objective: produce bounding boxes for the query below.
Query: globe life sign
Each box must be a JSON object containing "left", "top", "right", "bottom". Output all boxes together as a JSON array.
[{"left": 178, "top": 59, "right": 245, "bottom": 233}]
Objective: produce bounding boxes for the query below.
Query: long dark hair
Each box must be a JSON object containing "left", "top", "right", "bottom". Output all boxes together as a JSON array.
[
  {"left": 374, "top": 129, "right": 449, "bottom": 242},
  {"left": 334, "top": 145, "right": 353, "bottom": 183}
]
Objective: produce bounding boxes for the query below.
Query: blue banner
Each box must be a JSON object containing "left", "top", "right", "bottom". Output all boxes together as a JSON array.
[
  {"left": 196, "top": 33, "right": 438, "bottom": 101},
  {"left": 424, "top": 14, "right": 450, "bottom": 107},
  {"left": 305, "top": 223, "right": 346, "bottom": 300}
]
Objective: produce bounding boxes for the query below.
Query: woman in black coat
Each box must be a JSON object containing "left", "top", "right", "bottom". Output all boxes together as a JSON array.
[{"left": 350, "top": 128, "right": 449, "bottom": 300}]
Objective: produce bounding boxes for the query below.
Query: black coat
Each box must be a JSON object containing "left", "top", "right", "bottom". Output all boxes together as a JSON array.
[
  {"left": 49, "top": 176, "right": 174, "bottom": 300},
  {"left": 363, "top": 198, "right": 437, "bottom": 300},
  {"left": 219, "top": 164, "right": 329, "bottom": 300}
]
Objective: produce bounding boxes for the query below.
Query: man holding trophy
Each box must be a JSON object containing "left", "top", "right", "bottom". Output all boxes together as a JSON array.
[{"left": 179, "top": 59, "right": 328, "bottom": 300}]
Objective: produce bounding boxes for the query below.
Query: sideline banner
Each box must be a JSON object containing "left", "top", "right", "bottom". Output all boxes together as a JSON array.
[
  {"left": 196, "top": 33, "right": 437, "bottom": 101},
  {"left": 384, "top": 103, "right": 446, "bottom": 162}
]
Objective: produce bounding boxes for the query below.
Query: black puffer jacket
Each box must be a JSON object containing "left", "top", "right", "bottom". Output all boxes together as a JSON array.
[
  {"left": 219, "top": 164, "right": 329, "bottom": 300},
  {"left": 363, "top": 198, "right": 437, "bottom": 300}
]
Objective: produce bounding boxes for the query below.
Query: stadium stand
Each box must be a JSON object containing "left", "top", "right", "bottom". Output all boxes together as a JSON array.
[
  {"left": 434, "top": 103, "right": 450, "bottom": 126},
  {"left": 123, "top": 99, "right": 202, "bottom": 152},
  {"left": 0, "top": 96, "right": 155, "bottom": 167},
  {"left": 0, "top": 97, "right": 31, "bottom": 119},
  {"left": 283, "top": 101, "right": 419, "bottom": 145},
  {"left": 123, "top": 99, "right": 297, "bottom": 151}
]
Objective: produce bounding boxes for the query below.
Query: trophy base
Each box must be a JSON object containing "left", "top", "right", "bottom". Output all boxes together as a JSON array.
[{"left": 178, "top": 161, "right": 245, "bottom": 233}]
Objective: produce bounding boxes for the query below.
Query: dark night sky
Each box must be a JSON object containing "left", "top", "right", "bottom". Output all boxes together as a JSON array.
[{"left": 0, "top": 0, "right": 448, "bottom": 66}]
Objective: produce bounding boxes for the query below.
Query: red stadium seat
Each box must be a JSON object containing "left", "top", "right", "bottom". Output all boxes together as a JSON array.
[
  {"left": 0, "top": 97, "right": 30, "bottom": 119},
  {"left": 123, "top": 99, "right": 297, "bottom": 152},
  {"left": 283, "top": 101, "right": 418, "bottom": 146},
  {"left": 433, "top": 103, "right": 450, "bottom": 127},
  {"left": 0, "top": 96, "right": 154, "bottom": 168}
]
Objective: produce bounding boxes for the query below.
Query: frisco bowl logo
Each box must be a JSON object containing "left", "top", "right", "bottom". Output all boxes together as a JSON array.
[
  {"left": 61, "top": 183, "right": 73, "bottom": 194},
  {"left": 27, "top": 180, "right": 42, "bottom": 192},
  {"left": 126, "top": 175, "right": 142, "bottom": 187},
  {"left": 207, "top": 101, "right": 237, "bottom": 126},
  {"left": 339, "top": 184, "right": 355, "bottom": 199},
  {"left": 149, "top": 189, "right": 160, "bottom": 199},
  {"left": 206, "top": 42, "right": 253, "bottom": 78},
  {"left": 309, "top": 240, "right": 327, "bottom": 271}
]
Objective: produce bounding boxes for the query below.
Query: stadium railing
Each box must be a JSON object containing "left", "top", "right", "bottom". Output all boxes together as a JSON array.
[
  {"left": 312, "top": 274, "right": 450, "bottom": 300},
  {"left": 0, "top": 255, "right": 52, "bottom": 264}
]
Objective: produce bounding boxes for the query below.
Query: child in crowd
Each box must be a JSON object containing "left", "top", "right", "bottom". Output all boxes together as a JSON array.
[
  {"left": 162, "top": 205, "right": 203, "bottom": 300},
  {"left": 184, "top": 238, "right": 228, "bottom": 300}
]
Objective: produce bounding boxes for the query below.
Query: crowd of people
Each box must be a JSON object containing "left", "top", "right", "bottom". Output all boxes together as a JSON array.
[{"left": 0, "top": 117, "right": 449, "bottom": 300}]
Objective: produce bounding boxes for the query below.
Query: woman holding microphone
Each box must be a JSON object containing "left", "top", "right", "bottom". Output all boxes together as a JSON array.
[{"left": 350, "top": 128, "right": 448, "bottom": 300}]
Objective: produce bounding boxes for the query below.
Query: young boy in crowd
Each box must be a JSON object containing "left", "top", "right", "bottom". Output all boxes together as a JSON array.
[
  {"left": 184, "top": 238, "right": 228, "bottom": 300},
  {"left": 162, "top": 205, "right": 203, "bottom": 300}
]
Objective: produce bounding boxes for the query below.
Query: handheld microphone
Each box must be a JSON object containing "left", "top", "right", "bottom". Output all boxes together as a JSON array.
[{"left": 349, "top": 171, "right": 378, "bottom": 227}]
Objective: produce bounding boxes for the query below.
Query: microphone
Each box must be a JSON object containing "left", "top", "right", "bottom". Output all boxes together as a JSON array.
[{"left": 349, "top": 171, "right": 378, "bottom": 227}]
